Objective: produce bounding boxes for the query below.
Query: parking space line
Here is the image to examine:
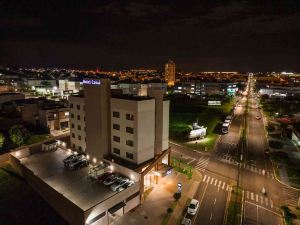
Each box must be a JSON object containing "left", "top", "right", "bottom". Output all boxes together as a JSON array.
[
  {"left": 210, "top": 178, "right": 214, "bottom": 184},
  {"left": 203, "top": 175, "right": 207, "bottom": 182},
  {"left": 214, "top": 179, "right": 218, "bottom": 186},
  {"left": 251, "top": 192, "right": 254, "bottom": 201},
  {"left": 222, "top": 182, "right": 226, "bottom": 190},
  {"left": 256, "top": 194, "right": 259, "bottom": 202}
]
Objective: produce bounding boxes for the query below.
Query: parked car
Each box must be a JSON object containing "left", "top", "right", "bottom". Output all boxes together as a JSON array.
[
  {"left": 187, "top": 199, "right": 199, "bottom": 215},
  {"left": 103, "top": 174, "right": 119, "bottom": 186},
  {"left": 110, "top": 177, "right": 129, "bottom": 192},
  {"left": 97, "top": 172, "right": 112, "bottom": 183},
  {"left": 117, "top": 180, "right": 135, "bottom": 192},
  {"left": 68, "top": 157, "right": 88, "bottom": 169},
  {"left": 63, "top": 153, "right": 85, "bottom": 164},
  {"left": 73, "top": 159, "right": 89, "bottom": 169}
]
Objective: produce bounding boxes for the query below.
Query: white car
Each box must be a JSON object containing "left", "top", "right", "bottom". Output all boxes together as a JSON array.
[
  {"left": 181, "top": 217, "right": 191, "bottom": 225},
  {"left": 187, "top": 199, "right": 199, "bottom": 215},
  {"left": 103, "top": 174, "right": 118, "bottom": 186},
  {"left": 117, "top": 180, "right": 135, "bottom": 192},
  {"left": 110, "top": 178, "right": 129, "bottom": 192}
]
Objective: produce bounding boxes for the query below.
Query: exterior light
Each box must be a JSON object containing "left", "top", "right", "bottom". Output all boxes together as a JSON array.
[
  {"left": 93, "top": 158, "right": 97, "bottom": 164},
  {"left": 86, "top": 155, "right": 90, "bottom": 160},
  {"left": 16, "top": 151, "right": 20, "bottom": 157}
]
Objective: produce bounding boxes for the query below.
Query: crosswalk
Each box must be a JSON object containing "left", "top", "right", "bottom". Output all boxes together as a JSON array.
[
  {"left": 193, "top": 156, "right": 210, "bottom": 172},
  {"left": 242, "top": 163, "right": 274, "bottom": 179},
  {"left": 214, "top": 154, "right": 238, "bottom": 165},
  {"left": 282, "top": 187, "right": 300, "bottom": 207},
  {"left": 202, "top": 175, "right": 231, "bottom": 191},
  {"left": 245, "top": 190, "right": 274, "bottom": 209}
]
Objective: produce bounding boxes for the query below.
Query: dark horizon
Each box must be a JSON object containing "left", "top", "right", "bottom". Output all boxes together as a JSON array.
[{"left": 1, "top": 0, "right": 300, "bottom": 72}]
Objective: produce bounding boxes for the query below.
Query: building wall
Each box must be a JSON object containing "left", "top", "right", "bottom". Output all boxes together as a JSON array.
[
  {"left": 110, "top": 98, "right": 155, "bottom": 164},
  {"left": 69, "top": 96, "right": 86, "bottom": 152},
  {"left": 84, "top": 79, "right": 111, "bottom": 161},
  {"left": 164, "top": 60, "right": 176, "bottom": 86}
]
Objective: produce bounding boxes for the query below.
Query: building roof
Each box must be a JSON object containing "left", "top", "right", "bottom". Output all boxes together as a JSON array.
[{"left": 111, "top": 94, "right": 154, "bottom": 101}]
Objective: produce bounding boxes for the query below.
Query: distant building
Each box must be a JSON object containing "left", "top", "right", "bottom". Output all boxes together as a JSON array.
[
  {"left": 0, "top": 92, "right": 25, "bottom": 108},
  {"left": 164, "top": 60, "right": 176, "bottom": 86}
]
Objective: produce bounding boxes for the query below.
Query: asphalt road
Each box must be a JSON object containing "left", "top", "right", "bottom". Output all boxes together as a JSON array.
[{"left": 170, "top": 76, "right": 300, "bottom": 225}]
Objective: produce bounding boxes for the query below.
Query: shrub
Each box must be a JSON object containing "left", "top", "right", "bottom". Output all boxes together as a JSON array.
[{"left": 173, "top": 192, "right": 181, "bottom": 201}]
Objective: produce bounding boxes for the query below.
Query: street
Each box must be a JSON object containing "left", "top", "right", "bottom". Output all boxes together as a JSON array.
[{"left": 170, "top": 75, "right": 300, "bottom": 225}]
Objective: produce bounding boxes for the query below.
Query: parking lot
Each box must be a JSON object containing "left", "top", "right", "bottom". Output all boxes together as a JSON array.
[{"left": 20, "top": 148, "right": 138, "bottom": 211}]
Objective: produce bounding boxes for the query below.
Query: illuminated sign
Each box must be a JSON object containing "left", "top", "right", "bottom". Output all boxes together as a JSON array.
[
  {"left": 208, "top": 100, "right": 221, "bottom": 106},
  {"left": 82, "top": 79, "right": 101, "bottom": 85}
]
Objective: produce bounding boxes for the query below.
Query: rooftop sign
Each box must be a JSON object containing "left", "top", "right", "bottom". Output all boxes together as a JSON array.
[{"left": 82, "top": 79, "right": 101, "bottom": 85}]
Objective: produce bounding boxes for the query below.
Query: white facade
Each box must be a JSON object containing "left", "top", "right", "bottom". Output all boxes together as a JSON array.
[
  {"left": 110, "top": 97, "right": 155, "bottom": 164},
  {"left": 69, "top": 95, "right": 86, "bottom": 152}
]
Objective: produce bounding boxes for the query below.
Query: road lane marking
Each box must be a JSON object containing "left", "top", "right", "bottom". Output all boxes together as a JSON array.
[
  {"left": 214, "top": 198, "right": 216, "bottom": 205},
  {"left": 251, "top": 192, "right": 254, "bottom": 201},
  {"left": 207, "top": 176, "right": 210, "bottom": 183},
  {"left": 245, "top": 201, "right": 281, "bottom": 217},
  {"left": 256, "top": 194, "right": 259, "bottom": 202},
  {"left": 210, "top": 213, "right": 213, "bottom": 221},
  {"left": 270, "top": 200, "right": 273, "bottom": 209},
  {"left": 187, "top": 158, "right": 196, "bottom": 164},
  {"left": 246, "top": 191, "right": 249, "bottom": 199},
  {"left": 210, "top": 178, "right": 214, "bottom": 184},
  {"left": 222, "top": 182, "right": 225, "bottom": 190},
  {"left": 214, "top": 179, "right": 218, "bottom": 186},
  {"left": 203, "top": 175, "right": 207, "bottom": 182},
  {"left": 218, "top": 180, "right": 222, "bottom": 187},
  {"left": 260, "top": 196, "right": 263, "bottom": 205}
]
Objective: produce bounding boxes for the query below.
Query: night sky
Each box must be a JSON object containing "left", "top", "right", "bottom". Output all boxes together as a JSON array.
[{"left": 1, "top": 0, "right": 300, "bottom": 72}]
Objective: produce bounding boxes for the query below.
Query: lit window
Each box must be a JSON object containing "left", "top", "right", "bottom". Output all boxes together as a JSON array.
[
  {"left": 65, "top": 112, "right": 69, "bottom": 116},
  {"left": 113, "top": 136, "right": 120, "bottom": 143},
  {"left": 113, "top": 111, "right": 120, "bottom": 118},
  {"left": 113, "top": 124, "right": 120, "bottom": 130}
]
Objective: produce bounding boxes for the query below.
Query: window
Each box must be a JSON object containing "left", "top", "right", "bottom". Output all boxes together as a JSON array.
[
  {"left": 73, "top": 144, "right": 75, "bottom": 148},
  {"left": 113, "top": 136, "right": 120, "bottom": 143},
  {"left": 70, "top": 104, "right": 73, "bottom": 108},
  {"left": 126, "top": 127, "right": 134, "bottom": 134},
  {"left": 77, "top": 115, "right": 80, "bottom": 120},
  {"left": 126, "top": 140, "right": 134, "bottom": 147},
  {"left": 72, "top": 133, "right": 75, "bottom": 138},
  {"left": 113, "top": 148, "right": 120, "bottom": 155},
  {"left": 126, "top": 113, "right": 134, "bottom": 121},
  {"left": 79, "top": 146, "right": 82, "bottom": 151},
  {"left": 113, "top": 111, "right": 120, "bottom": 118},
  {"left": 78, "top": 135, "right": 81, "bottom": 140},
  {"left": 126, "top": 152, "right": 134, "bottom": 159},
  {"left": 113, "top": 124, "right": 120, "bottom": 130},
  {"left": 78, "top": 125, "right": 81, "bottom": 130},
  {"left": 71, "top": 113, "right": 74, "bottom": 118},
  {"left": 77, "top": 105, "right": 80, "bottom": 110},
  {"left": 71, "top": 123, "right": 74, "bottom": 128}
]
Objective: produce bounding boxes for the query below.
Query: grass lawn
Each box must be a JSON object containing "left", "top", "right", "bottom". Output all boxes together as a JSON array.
[
  {"left": 0, "top": 163, "right": 67, "bottom": 225},
  {"left": 286, "top": 166, "right": 300, "bottom": 187},
  {"left": 168, "top": 94, "right": 236, "bottom": 151},
  {"left": 25, "top": 133, "right": 50, "bottom": 145}
]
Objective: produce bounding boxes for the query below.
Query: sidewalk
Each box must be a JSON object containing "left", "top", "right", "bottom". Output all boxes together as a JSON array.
[
  {"left": 167, "top": 171, "right": 200, "bottom": 225},
  {"left": 112, "top": 171, "right": 200, "bottom": 225}
]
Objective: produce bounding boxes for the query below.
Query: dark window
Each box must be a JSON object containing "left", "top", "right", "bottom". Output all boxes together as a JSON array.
[
  {"left": 113, "top": 136, "right": 120, "bottom": 143},
  {"left": 73, "top": 143, "right": 75, "bottom": 148},
  {"left": 126, "top": 140, "right": 134, "bottom": 147},
  {"left": 78, "top": 125, "right": 81, "bottom": 130},
  {"left": 126, "top": 127, "right": 134, "bottom": 134},
  {"left": 77, "top": 115, "right": 80, "bottom": 120},
  {"left": 79, "top": 146, "right": 82, "bottom": 151},
  {"left": 113, "top": 111, "right": 120, "bottom": 118},
  {"left": 126, "top": 152, "right": 134, "bottom": 159},
  {"left": 71, "top": 113, "right": 74, "bottom": 118},
  {"left": 72, "top": 133, "right": 75, "bottom": 138},
  {"left": 78, "top": 135, "right": 81, "bottom": 140},
  {"left": 126, "top": 114, "right": 134, "bottom": 121},
  {"left": 70, "top": 104, "right": 73, "bottom": 108},
  {"left": 71, "top": 123, "right": 74, "bottom": 128},
  {"left": 77, "top": 105, "right": 80, "bottom": 110},
  {"left": 113, "top": 148, "right": 120, "bottom": 155},
  {"left": 113, "top": 124, "right": 120, "bottom": 130}
]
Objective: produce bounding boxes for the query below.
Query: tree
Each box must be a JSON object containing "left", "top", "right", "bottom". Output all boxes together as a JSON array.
[
  {"left": 9, "top": 125, "right": 30, "bottom": 147},
  {"left": 0, "top": 133, "right": 4, "bottom": 149}
]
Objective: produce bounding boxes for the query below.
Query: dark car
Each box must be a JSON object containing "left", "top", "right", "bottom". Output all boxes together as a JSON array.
[
  {"left": 97, "top": 172, "right": 112, "bottom": 183},
  {"left": 73, "top": 158, "right": 89, "bottom": 169}
]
